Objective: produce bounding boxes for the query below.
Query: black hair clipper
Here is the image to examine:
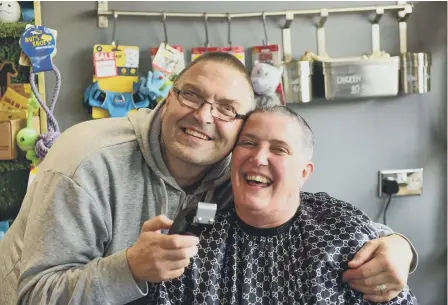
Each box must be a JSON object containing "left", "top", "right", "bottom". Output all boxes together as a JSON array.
[{"left": 168, "top": 202, "right": 217, "bottom": 236}]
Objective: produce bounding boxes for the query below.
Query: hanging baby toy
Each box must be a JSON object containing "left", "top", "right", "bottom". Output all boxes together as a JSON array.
[{"left": 18, "top": 24, "right": 61, "bottom": 166}]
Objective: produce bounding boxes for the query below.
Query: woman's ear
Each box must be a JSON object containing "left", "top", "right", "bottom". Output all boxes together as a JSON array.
[{"left": 299, "top": 161, "right": 314, "bottom": 188}]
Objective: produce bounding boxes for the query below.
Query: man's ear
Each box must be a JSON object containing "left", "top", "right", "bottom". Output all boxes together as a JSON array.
[
  {"left": 161, "top": 90, "right": 173, "bottom": 117},
  {"left": 165, "top": 89, "right": 173, "bottom": 105}
]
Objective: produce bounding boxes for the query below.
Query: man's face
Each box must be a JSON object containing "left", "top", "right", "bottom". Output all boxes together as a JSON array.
[
  {"left": 161, "top": 61, "right": 253, "bottom": 166},
  {"left": 231, "top": 112, "right": 314, "bottom": 214}
]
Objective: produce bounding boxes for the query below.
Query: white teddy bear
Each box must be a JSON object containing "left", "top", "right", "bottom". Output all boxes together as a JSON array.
[{"left": 251, "top": 60, "right": 284, "bottom": 108}]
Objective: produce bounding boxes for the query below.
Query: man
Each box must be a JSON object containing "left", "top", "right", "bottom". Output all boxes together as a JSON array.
[
  {"left": 0, "top": 52, "right": 415, "bottom": 304},
  {"left": 143, "top": 106, "right": 417, "bottom": 304}
]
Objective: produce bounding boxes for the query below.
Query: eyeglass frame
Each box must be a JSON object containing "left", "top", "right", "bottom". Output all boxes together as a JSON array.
[{"left": 171, "top": 86, "right": 247, "bottom": 122}]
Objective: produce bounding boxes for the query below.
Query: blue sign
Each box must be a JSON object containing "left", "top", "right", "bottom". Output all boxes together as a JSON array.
[{"left": 20, "top": 26, "right": 56, "bottom": 73}]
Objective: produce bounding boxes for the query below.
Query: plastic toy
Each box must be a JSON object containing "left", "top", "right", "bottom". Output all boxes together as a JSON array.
[
  {"left": 139, "top": 71, "right": 172, "bottom": 103},
  {"left": 19, "top": 25, "right": 62, "bottom": 161},
  {"left": 16, "top": 94, "right": 40, "bottom": 166},
  {"left": 84, "top": 81, "right": 151, "bottom": 118},
  {"left": 251, "top": 60, "right": 284, "bottom": 107},
  {"left": 0, "top": 1, "right": 21, "bottom": 23}
]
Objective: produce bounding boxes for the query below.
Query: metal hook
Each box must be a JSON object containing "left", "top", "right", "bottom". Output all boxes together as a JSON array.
[
  {"left": 283, "top": 11, "right": 294, "bottom": 29},
  {"left": 398, "top": 7, "right": 411, "bottom": 22},
  {"left": 112, "top": 11, "right": 119, "bottom": 49},
  {"left": 204, "top": 13, "right": 209, "bottom": 49},
  {"left": 372, "top": 7, "right": 384, "bottom": 24},
  {"left": 398, "top": 4, "right": 412, "bottom": 53},
  {"left": 371, "top": 8, "right": 384, "bottom": 54},
  {"left": 316, "top": 9, "right": 328, "bottom": 56},
  {"left": 227, "top": 13, "right": 232, "bottom": 48},
  {"left": 162, "top": 12, "right": 168, "bottom": 46},
  {"left": 262, "top": 12, "right": 268, "bottom": 45},
  {"left": 318, "top": 9, "right": 328, "bottom": 28}
]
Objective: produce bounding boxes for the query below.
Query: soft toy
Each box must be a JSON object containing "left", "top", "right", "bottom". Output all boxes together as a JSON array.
[
  {"left": 0, "top": 1, "right": 21, "bottom": 23},
  {"left": 139, "top": 70, "right": 172, "bottom": 103},
  {"left": 16, "top": 94, "right": 40, "bottom": 166},
  {"left": 251, "top": 60, "right": 284, "bottom": 108}
]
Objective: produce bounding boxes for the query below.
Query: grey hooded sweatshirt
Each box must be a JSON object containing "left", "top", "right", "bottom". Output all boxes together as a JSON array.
[
  {"left": 0, "top": 101, "right": 416, "bottom": 305},
  {"left": 0, "top": 102, "right": 232, "bottom": 305}
]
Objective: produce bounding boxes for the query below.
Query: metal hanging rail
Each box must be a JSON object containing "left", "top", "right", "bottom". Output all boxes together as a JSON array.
[
  {"left": 97, "top": 2, "right": 413, "bottom": 28},
  {"left": 96, "top": 1, "right": 413, "bottom": 71}
]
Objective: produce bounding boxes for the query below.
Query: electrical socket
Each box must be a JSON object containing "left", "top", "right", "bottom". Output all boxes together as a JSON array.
[{"left": 378, "top": 168, "right": 423, "bottom": 197}]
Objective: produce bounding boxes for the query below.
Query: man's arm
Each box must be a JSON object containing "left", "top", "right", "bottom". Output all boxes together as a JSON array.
[
  {"left": 372, "top": 222, "right": 418, "bottom": 272},
  {"left": 342, "top": 222, "right": 416, "bottom": 302},
  {"left": 17, "top": 171, "right": 147, "bottom": 305}
]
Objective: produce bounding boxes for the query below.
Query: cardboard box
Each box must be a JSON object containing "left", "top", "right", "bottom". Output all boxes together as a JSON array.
[{"left": 0, "top": 117, "right": 40, "bottom": 160}]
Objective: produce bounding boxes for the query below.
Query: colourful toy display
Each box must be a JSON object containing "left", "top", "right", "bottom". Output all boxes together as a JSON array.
[{"left": 87, "top": 44, "right": 143, "bottom": 119}]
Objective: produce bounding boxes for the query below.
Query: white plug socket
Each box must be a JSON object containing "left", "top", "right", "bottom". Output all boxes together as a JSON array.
[{"left": 378, "top": 168, "right": 423, "bottom": 197}]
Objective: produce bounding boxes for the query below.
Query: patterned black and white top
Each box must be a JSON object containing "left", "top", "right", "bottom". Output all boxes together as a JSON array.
[{"left": 136, "top": 192, "right": 417, "bottom": 305}]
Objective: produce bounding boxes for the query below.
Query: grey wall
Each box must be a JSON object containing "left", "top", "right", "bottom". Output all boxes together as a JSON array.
[{"left": 41, "top": 1, "right": 446, "bottom": 304}]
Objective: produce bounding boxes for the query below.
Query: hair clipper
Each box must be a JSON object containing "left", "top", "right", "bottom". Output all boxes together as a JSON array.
[{"left": 168, "top": 202, "right": 217, "bottom": 236}]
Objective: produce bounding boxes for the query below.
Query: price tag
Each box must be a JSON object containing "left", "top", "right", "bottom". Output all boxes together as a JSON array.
[
  {"left": 94, "top": 51, "right": 117, "bottom": 78},
  {"left": 152, "top": 43, "right": 182, "bottom": 75},
  {"left": 151, "top": 45, "right": 184, "bottom": 76}
]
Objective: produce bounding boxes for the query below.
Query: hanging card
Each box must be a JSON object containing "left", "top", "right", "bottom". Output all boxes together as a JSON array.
[
  {"left": 152, "top": 43, "right": 183, "bottom": 76},
  {"left": 191, "top": 47, "right": 221, "bottom": 62},
  {"left": 20, "top": 25, "right": 56, "bottom": 72},
  {"left": 151, "top": 44, "right": 185, "bottom": 76},
  {"left": 252, "top": 44, "right": 281, "bottom": 66},
  {"left": 222, "top": 46, "right": 245, "bottom": 66}
]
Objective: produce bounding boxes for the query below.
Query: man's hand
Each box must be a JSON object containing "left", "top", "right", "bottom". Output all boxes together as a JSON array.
[
  {"left": 126, "top": 215, "right": 199, "bottom": 283},
  {"left": 342, "top": 234, "right": 413, "bottom": 302}
]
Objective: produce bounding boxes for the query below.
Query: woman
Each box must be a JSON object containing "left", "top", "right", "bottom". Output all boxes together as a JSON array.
[{"left": 143, "top": 105, "right": 417, "bottom": 305}]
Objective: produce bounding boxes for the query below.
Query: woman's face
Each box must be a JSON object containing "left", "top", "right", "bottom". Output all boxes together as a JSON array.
[{"left": 231, "top": 112, "right": 314, "bottom": 225}]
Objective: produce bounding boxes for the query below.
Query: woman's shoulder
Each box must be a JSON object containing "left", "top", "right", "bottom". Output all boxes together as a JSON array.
[
  {"left": 298, "top": 192, "right": 380, "bottom": 240},
  {"left": 300, "top": 192, "right": 372, "bottom": 223}
]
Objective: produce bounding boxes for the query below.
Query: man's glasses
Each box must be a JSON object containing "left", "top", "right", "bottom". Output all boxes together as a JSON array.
[{"left": 172, "top": 87, "right": 246, "bottom": 122}]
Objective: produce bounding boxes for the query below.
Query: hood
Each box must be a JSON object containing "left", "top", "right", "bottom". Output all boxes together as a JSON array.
[{"left": 128, "top": 101, "right": 232, "bottom": 196}]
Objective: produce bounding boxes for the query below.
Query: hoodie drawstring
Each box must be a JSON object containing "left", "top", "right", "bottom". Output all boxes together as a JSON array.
[{"left": 159, "top": 177, "right": 169, "bottom": 216}]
